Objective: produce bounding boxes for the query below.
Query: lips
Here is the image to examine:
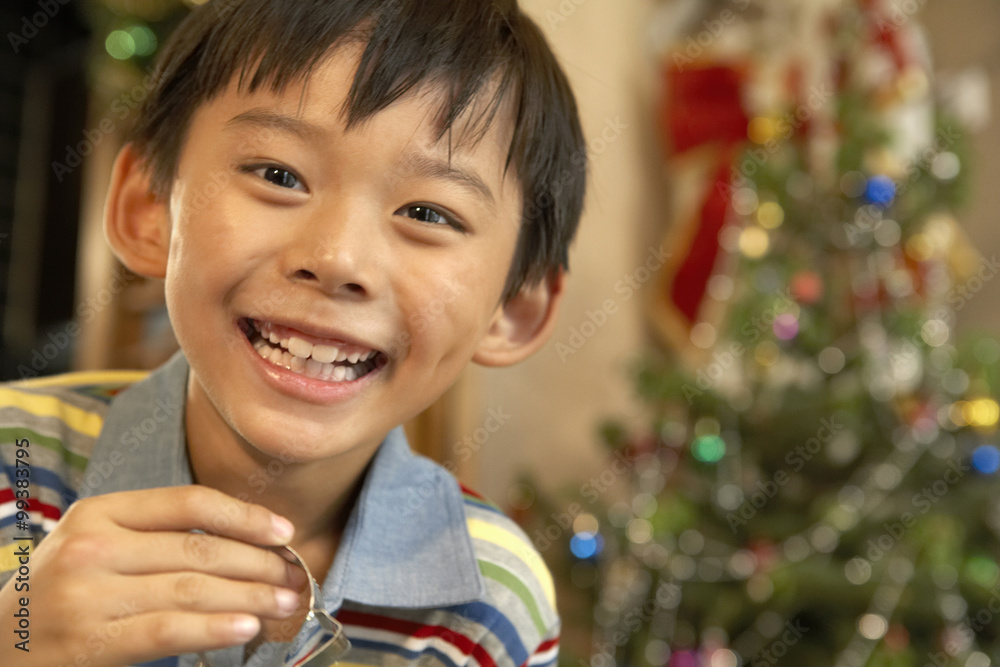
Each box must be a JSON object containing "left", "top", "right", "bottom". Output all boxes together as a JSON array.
[{"left": 241, "top": 318, "right": 386, "bottom": 383}]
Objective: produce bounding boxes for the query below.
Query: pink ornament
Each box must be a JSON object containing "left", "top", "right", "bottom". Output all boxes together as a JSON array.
[
  {"left": 669, "top": 650, "right": 700, "bottom": 667},
  {"left": 773, "top": 313, "right": 799, "bottom": 340}
]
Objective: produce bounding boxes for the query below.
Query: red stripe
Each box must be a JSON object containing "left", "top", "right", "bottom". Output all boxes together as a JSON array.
[
  {"left": 338, "top": 609, "right": 496, "bottom": 667},
  {"left": 459, "top": 483, "right": 486, "bottom": 501},
  {"left": 0, "top": 489, "right": 62, "bottom": 520},
  {"left": 534, "top": 637, "right": 559, "bottom": 653},
  {"left": 519, "top": 636, "right": 559, "bottom": 666}
]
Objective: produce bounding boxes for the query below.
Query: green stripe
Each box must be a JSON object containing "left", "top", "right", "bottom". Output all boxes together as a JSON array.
[
  {"left": 0, "top": 427, "right": 89, "bottom": 471},
  {"left": 463, "top": 493, "right": 501, "bottom": 513},
  {"left": 478, "top": 559, "right": 546, "bottom": 635}
]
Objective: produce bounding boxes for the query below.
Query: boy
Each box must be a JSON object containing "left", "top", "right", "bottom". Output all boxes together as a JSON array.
[{"left": 0, "top": 0, "right": 586, "bottom": 665}]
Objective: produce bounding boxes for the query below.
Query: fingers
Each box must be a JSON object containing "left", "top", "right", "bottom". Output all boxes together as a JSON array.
[
  {"left": 115, "top": 612, "right": 263, "bottom": 664},
  {"left": 6, "top": 486, "right": 311, "bottom": 667},
  {"left": 80, "top": 485, "right": 295, "bottom": 546},
  {"left": 114, "top": 532, "right": 308, "bottom": 590},
  {"left": 117, "top": 609, "right": 311, "bottom": 665},
  {"left": 119, "top": 572, "right": 306, "bottom": 619}
]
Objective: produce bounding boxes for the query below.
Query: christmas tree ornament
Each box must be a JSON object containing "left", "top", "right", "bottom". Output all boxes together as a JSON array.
[
  {"left": 649, "top": 62, "right": 750, "bottom": 362},
  {"left": 791, "top": 271, "right": 825, "bottom": 304}
]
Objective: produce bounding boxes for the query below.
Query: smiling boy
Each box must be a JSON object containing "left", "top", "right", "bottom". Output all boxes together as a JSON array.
[{"left": 0, "top": 1, "right": 586, "bottom": 666}]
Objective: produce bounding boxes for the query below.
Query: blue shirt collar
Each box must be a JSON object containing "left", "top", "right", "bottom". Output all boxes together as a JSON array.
[{"left": 82, "top": 351, "right": 485, "bottom": 609}]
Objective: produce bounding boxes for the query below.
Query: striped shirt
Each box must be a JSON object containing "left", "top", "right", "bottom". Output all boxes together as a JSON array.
[{"left": 0, "top": 352, "right": 559, "bottom": 667}]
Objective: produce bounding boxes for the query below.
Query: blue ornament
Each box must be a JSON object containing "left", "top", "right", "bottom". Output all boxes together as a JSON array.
[
  {"left": 570, "top": 532, "right": 604, "bottom": 559},
  {"left": 972, "top": 445, "right": 1000, "bottom": 475},
  {"left": 864, "top": 175, "right": 896, "bottom": 207}
]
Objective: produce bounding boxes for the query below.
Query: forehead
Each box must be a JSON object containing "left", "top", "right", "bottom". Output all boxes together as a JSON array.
[{"left": 195, "top": 43, "right": 521, "bottom": 194}]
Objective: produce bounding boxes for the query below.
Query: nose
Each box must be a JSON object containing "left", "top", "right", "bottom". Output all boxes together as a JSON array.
[{"left": 283, "top": 205, "right": 383, "bottom": 299}]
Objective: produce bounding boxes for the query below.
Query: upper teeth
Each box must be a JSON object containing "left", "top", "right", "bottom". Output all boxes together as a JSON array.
[{"left": 260, "top": 322, "right": 376, "bottom": 363}]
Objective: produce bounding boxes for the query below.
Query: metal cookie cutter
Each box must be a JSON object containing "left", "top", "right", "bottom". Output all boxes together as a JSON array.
[{"left": 195, "top": 545, "right": 350, "bottom": 667}]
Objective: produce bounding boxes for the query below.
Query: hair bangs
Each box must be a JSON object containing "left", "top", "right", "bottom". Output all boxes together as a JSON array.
[
  {"left": 130, "top": 0, "right": 586, "bottom": 302},
  {"left": 136, "top": 0, "right": 528, "bottom": 194}
]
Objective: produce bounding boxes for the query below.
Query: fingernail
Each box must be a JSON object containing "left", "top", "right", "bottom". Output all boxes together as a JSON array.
[
  {"left": 272, "top": 515, "right": 294, "bottom": 541},
  {"left": 275, "top": 588, "right": 300, "bottom": 615},
  {"left": 232, "top": 615, "right": 260, "bottom": 640}
]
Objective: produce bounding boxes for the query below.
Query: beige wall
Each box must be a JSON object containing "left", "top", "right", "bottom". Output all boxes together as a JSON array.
[
  {"left": 473, "top": 0, "right": 1000, "bottom": 504},
  {"left": 922, "top": 0, "right": 1000, "bottom": 334},
  {"left": 476, "top": 0, "right": 660, "bottom": 503}
]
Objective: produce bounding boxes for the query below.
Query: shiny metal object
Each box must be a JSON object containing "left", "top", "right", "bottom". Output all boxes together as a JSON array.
[{"left": 196, "top": 545, "right": 350, "bottom": 666}]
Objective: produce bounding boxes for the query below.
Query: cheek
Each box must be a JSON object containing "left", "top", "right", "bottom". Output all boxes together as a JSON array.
[
  {"left": 403, "top": 275, "right": 492, "bottom": 354},
  {"left": 407, "top": 280, "right": 466, "bottom": 337},
  {"left": 168, "top": 193, "right": 264, "bottom": 276}
]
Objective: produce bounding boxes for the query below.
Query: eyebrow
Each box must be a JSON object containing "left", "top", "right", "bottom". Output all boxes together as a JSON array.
[
  {"left": 399, "top": 151, "right": 496, "bottom": 211},
  {"left": 226, "top": 108, "right": 327, "bottom": 141}
]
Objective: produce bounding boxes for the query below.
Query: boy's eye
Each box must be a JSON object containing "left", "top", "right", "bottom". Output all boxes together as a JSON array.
[
  {"left": 397, "top": 204, "right": 465, "bottom": 232},
  {"left": 242, "top": 164, "right": 305, "bottom": 191},
  {"left": 261, "top": 167, "right": 301, "bottom": 190},
  {"left": 405, "top": 206, "right": 445, "bottom": 224}
]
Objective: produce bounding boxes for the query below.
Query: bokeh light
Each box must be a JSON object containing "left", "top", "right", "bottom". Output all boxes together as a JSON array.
[
  {"left": 972, "top": 445, "right": 1000, "bottom": 474},
  {"left": 864, "top": 175, "right": 896, "bottom": 207},
  {"left": 105, "top": 30, "right": 136, "bottom": 60},
  {"left": 570, "top": 531, "right": 604, "bottom": 559}
]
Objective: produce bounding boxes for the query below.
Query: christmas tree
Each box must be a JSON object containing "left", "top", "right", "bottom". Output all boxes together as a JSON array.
[{"left": 527, "top": 1, "right": 1000, "bottom": 665}]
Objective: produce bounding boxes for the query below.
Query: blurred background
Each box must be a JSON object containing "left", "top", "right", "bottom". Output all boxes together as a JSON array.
[{"left": 3, "top": 0, "right": 1000, "bottom": 665}]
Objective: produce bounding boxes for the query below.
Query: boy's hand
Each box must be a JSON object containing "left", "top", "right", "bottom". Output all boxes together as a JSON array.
[{"left": 0, "top": 486, "right": 306, "bottom": 667}]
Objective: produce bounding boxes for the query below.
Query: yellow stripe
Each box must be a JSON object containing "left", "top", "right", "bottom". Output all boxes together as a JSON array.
[
  {"left": 0, "top": 541, "right": 31, "bottom": 574},
  {"left": 466, "top": 517, "right": 555, "bottom": 607},
  {"left": 0, "top": 388, "right": 105, "bottom": 438},
  {"left": 14, "top": 370, "right": 148, "bottom": 389}
]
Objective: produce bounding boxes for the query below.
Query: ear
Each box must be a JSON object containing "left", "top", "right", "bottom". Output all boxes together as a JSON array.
[
  {"left": 104, "top": 142, "right": 170, "bottom": 278},
  {"left": 472, "top": 269, "right": 565, "bottom": 367}
]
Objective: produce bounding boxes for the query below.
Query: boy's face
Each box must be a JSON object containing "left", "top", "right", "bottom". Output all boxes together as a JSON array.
[{"left": 157, "top": 44, "right": 528, "bottom": 462}]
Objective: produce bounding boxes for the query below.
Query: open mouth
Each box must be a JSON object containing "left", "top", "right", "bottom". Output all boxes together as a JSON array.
[{"left": 241, "top": 318, "right": 386, "bottom": 383}]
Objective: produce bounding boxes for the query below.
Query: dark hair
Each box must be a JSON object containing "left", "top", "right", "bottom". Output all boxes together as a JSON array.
[{"left": 130, "top": 0, "right": 587, "bottom": 301}]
